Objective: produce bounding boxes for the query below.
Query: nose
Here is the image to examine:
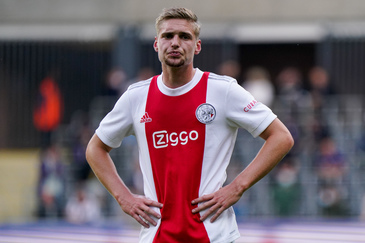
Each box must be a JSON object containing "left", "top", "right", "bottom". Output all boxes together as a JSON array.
[{"left": 170, "top": 35, "right": 180, "bottom": 47}]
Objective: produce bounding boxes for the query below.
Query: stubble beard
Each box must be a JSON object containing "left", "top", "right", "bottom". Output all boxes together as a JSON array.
[{"left": 164, "top": 57, "right": 185, "bottom": 68}]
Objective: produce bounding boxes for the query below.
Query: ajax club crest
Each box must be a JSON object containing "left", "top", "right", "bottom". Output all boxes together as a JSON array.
[{"left": 196, "top": 103, "right": 216, "bottom": 124}]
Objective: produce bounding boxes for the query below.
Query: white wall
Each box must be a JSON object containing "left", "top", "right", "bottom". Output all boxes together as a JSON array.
[{"left": 1, "top": 0, "right": 365, "bottom": 24}]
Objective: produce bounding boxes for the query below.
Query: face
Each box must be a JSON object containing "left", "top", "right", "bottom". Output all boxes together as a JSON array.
[{"left": 154, "top": 19, "right": 201, "bottom": 68}]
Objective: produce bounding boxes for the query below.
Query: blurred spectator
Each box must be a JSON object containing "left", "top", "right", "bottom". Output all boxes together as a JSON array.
[
  {"left": 357, "top": 132, "right": 365, "bottom": 170},
  {"left": 242, "top": 66, "right": 275, "bottom": 107},
  {"left": 71, "top": 118, "right": 93, "bottom": 183},
  {"left": 33, "top": 75, "right": 63, "bottom": 147},
  {"left": 66, "top": 111, "right": 92, "bottom": 184},
  {"left": 308, "top": 113, "right": 331, "bottom": 143},
  {"left": 274, "top": 67, "right": 311, "bottom": 155},
  {"left": 276, "top": 67, "right": 303, "bottom": 94},
  {"left": 65, "top": 184, "right": 102, "bottom": 224},
  {"left": 275, "top": 66, "right": 311, "bottom": 118},
  {"left": 316, "top": 136, "right": 347, "bottom": 182},
  {"left": 128, "top": 66, "right": 155, "bottom": 84},
  {"left": 37, "top": 144, "right": 65, "bottom": 218},
  {"left": 271, "top": 155, "right": 301, "bottom": 217},
  {"left": 217, "top": 60, "right": 241, "bottom": 82},
  {"left": 314, "top": 136, "right": 349, "bottom": 216},
  {"left": 307, "top": 66, "right": 336, "bottom": 112},
  {"left": 102, "top": 67, "right": 128, "bottom": 97}
]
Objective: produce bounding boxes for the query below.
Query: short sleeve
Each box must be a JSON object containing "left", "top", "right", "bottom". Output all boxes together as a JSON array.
[
  {"left": 226, "top": 81, "right": 277, "bottom": 138},
  {"left": 95, "top": 91, "right": 134, "bottom": 148}
]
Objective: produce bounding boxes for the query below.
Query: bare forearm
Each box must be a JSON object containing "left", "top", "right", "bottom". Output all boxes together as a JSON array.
[
  {"left": 234, "top": 137, "right": 292, "bottom": 193},
  {"left": 86, "top": 134, "right": 163, "bottom": 227},
  {"left": 85, "top": 134, "right": 132, "bottom": 201},
  {"left": 232, "top": 119, "right": 294, "bottom": 195}
]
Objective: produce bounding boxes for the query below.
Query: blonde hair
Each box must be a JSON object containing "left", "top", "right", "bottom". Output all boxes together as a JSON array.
[{"left": 155, "top": 7, "right": 201, "bottom": 39}]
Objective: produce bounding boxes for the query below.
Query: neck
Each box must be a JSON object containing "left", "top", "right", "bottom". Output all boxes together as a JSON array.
[{"left": 161, "top": 65, "right": 196, "bottom": 88}]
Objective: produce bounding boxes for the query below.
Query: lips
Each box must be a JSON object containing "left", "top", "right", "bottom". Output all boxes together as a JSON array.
[{"left": 168, "top": 51, "right": 182, "bottom": 57}]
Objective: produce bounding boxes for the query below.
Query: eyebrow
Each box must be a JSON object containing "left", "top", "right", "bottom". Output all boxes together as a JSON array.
[{"left": 161, "top": 31, "right": 194, "bottom": 38}]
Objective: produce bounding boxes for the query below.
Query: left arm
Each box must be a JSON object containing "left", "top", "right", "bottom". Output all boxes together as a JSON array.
[{"left": 191, "top": 118, "right": 294, "bottom": 222}]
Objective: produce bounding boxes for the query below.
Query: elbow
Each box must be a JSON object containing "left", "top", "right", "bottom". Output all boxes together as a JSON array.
[
  {"left": 285, "top": 131, "right": 295, "bottom": 152},
  {"left": 85, "top": 134, "right": 98, "bottom": 163},
  {"left": 85, "top": 141, "right": 93, "bottom": 164},
  {"left": 85, "top": 133, "right": 112, "bottom": 164}
]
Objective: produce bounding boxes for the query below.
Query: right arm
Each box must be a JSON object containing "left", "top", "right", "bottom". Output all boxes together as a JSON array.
[{"left": 85, "top": 134, "right": 162, "bottom": 227}]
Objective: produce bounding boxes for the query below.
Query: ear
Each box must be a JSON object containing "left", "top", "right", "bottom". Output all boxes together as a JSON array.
[
  {"left": 195, "top": 39, "right": 202, "bottom": 55},
  {"left": 153, "top": 37, "right": 158, "bottom": 52}
]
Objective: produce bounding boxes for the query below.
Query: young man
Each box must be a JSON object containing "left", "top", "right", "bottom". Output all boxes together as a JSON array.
[{"left": 86, "top": 7, "right": 294, "bottom": 243}]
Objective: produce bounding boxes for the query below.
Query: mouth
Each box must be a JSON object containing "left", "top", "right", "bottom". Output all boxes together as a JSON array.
[{"left": 167, "top": 51, "right": 182, "bottom": 57}]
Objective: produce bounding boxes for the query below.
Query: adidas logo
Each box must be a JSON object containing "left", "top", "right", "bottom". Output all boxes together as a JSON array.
[{"left": 140, "top": 112, "right": 152, "bottom": 123}]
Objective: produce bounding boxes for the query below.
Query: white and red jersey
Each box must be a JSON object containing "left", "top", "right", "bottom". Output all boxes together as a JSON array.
[{"left": 96, "top": 68, "right": 277, "bottom": 243}]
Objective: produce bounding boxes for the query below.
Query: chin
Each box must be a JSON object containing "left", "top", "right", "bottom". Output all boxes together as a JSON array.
[{"left": 165, "top": 60, "right": 185, "bottom": 68}]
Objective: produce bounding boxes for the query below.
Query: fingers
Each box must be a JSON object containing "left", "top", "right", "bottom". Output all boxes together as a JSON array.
[
  {"left": 134, "top": 207, "right": 160, "bottom": 228},
  {"left": 133, "top": 212, "right": 150, "bottom": 228},
  {"left": 191, "top": 194, "right": 213, "bottom": 205},
  {"left": 143, "top": 199, "right": 163, "bottom": 223},
  {"left": 146, "top": 199, "right": 164, "bottom": 209},
  {"left": 191, "top": 193, "right": 214, "bottom": 213},
  {"left": 191, "top": 194, "right": 220, "bottom": 222},
  {"left": 209, "top": 206, "right": 225, "bottom": 222},
  {"left": 192, "top": 200, "right": 222, "bottom": 222},
  {"left": 123, "top": 196, "right": 163, "bottom": 228},
  {"left": 191, "top": 192, "right": 233, "bottom": 223},
  {"left": 191, "top": 198, "right": 213, "bottom": 214}
]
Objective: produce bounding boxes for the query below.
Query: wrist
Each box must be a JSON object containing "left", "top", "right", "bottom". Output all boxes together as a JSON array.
[
  {"left": 231, "top": 177, "right": 249, "bottom": 197},
  {"left": 113, "top": 186, "right": 133, "bottom": 205}
]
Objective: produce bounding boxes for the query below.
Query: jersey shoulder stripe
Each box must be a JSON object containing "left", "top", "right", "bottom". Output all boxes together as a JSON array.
[
  {"left": 208, "top": 72, "right": 237, "bottom": 84},
  {"left": 127, "top": 77, "right": 153, "bottom": 91}
]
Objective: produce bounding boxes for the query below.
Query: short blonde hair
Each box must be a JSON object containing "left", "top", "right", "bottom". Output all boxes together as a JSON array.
[{"left": 155, "top": 7, "right": 201, "bottom": 39}]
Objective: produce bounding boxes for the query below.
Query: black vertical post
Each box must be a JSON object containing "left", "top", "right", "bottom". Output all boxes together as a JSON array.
[{"left": 113, "top": 26, "right": 141, "bottom": 79}]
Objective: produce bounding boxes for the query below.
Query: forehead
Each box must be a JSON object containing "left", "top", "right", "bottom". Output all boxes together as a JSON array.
[{"left": 158, "top": 19, "right": 195, "bottom": 36}]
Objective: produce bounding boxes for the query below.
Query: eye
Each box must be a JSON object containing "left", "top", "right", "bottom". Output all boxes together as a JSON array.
[
  {"left": 180, "top": 33, "right": 192, "bottom": 40},
  {"left": 162, "top": 33, "right": 173, "bottom": 39}
]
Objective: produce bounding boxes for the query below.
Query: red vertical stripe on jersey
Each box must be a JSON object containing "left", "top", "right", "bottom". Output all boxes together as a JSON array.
[{"left": 145, "top": 73, "right": 210, "bottom": 243}]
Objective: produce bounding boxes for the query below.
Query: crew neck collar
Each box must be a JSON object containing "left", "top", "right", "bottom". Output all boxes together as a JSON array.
[{"left": 157, "top": 68, "right": 203, "bottom": 96}]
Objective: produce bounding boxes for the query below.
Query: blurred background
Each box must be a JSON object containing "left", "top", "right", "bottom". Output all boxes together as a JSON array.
[{"left": 1, "top": 0, "right": 365, "bottom": 241}]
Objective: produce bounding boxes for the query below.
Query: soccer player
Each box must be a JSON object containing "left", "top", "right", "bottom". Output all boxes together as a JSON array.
[{"left": 86, "top": 7, "right": 294, "bottom": 243}]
